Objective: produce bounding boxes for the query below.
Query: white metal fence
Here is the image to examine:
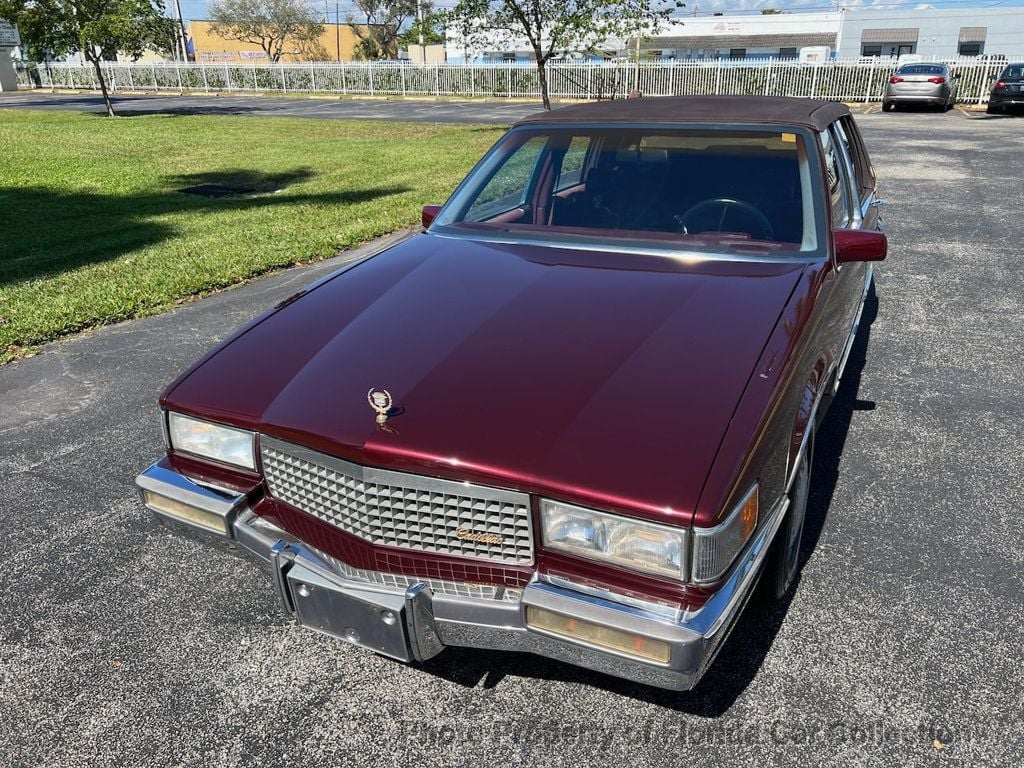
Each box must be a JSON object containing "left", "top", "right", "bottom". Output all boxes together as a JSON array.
[{"left": 14, "top": 58, "right": 1010, "bottom": 104}]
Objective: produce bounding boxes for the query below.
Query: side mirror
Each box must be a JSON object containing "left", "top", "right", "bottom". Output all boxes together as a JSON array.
[
  {"left": 421, "top": 204, "right": 442, "bottom": 228},
  {"left": 833, "top": 229, "right": 887, "bottom": 264}
]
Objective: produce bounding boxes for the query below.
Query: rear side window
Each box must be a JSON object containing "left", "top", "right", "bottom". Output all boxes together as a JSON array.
[
  {"left": 820, "top": 130, "right": 851, "bottom": 228},
  {"left": 834, "top": 119, "right": 866, "bottom": 202},
  {"left": 555, "top": 136, "right": 590, "bottom": 191}
]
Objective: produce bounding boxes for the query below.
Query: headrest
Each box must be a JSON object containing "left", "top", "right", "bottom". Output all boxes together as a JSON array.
[{"left": 640, "top": 148, "right": 668, "bottom": 164}]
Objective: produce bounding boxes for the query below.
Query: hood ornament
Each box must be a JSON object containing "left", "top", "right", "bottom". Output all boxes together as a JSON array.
[{"left": 367, "top": 388, "right": 394, "bottom": 424}]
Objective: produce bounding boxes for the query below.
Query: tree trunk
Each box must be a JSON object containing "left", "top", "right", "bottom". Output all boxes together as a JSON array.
[
  {"left": 87, "top": 51, "right": 115, "bottom": 117},
  {"left": 535, "top": 55, "right": 550, "bottom": 110}
]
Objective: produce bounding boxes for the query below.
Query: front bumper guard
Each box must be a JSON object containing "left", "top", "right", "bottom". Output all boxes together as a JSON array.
[{"left": 136, "top": 460, "right": 787, "bottom": 691}]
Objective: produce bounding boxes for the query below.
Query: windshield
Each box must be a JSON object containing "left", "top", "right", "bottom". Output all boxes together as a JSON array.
[
  {"left": 434, "top": 126, "right": 821, "bottom": 257},
  {"left": 1000, "top": 64, "right": 1024, "bottom": 79}
]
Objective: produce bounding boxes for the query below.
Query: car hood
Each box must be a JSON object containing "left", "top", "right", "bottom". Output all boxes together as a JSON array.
[{"left": 164, "top": 234, "right": 805, "bottom": 523}]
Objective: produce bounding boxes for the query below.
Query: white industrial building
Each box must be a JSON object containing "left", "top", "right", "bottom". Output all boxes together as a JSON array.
[
  {"left": 834, "top": 8, "right": 1024, "bottom": 59},
  {"left": 446, "top": 7, "right": 1024, "bottom": 63}
]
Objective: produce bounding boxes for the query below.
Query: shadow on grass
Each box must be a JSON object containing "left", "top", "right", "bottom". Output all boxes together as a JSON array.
[
  {"left": 169, "top": 167, "right": 317, "bottom": 194},
  {"left": 0, "top": 174, "right": 410, "bottom": 285},
  {"left": 415, "top": 287, "right": 880, "bottom": 714}
]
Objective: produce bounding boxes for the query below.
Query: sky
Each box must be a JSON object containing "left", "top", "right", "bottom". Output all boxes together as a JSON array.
[{"left": 174, "top": 0, "right": 1024, "bottom": 25}]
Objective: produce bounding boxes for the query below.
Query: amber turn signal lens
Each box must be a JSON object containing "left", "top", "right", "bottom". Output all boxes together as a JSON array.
[
  {"left": 526, "top": 606, "right": 672, "bottom": 664},
  {"left": 739, "top": 487, "right": 759, "bottom": 542},
  {"left": 143, "top": 490, "right": 230, "bottom": 535}
]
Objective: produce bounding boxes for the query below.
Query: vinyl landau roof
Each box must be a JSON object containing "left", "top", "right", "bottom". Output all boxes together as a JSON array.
[{"left": 516, "top": 95, "right": 850, "bottom": 133}]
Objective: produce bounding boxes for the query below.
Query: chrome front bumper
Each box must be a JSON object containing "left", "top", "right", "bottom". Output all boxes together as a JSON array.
[{"left": 137, "top": 461, "right": 786, "bottom": 691}]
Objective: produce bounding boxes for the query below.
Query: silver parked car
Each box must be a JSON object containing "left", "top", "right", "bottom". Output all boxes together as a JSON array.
[{"left": 882, "top": 63, "right": 959, "bottom": 112}]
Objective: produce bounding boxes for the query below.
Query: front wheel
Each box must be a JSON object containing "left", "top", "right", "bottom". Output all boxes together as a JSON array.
[{"left": 759, "top": 440, "right": 812, "bottom": 602}]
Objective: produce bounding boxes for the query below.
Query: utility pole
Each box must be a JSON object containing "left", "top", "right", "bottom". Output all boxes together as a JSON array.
[
  {"left": 834, "top": 5, "right": 847, "bottom": 60},
  {"left": 336, "top": 2, "right": 341, "bottom": 61},
  {"left": 172, "top": 0, "right": 188, "bottom": 62},
  {"left": 416, "top": 0, "right": 427, "bottom": 65},
  {"left": 632, "top": 1, "right": 646, "bottom": 93}
]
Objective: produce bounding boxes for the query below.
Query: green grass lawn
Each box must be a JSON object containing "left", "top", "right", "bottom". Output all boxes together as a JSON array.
[{"left": 0, "top": 110, "right": 506, "bottom": 364}]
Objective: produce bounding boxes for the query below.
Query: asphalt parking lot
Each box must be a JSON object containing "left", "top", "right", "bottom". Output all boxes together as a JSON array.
[{"left": 1, "top": 106, "right": 1023, "bottom": 767}]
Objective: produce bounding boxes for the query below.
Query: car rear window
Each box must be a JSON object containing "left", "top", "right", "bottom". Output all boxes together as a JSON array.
[
  {"left": 897, "top": 65, "right": 946, "bottom": 75},
  {"left": 1000, "top": 65, "right": 1024, "bottom": 79},
  {"left": 435, "top": 127, "right": 822, "bottom": 257}
]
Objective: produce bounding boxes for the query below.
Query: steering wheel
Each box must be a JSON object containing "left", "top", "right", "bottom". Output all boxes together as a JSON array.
[{"left": 677, "top": 197, "right": 774, "bottom": 241}]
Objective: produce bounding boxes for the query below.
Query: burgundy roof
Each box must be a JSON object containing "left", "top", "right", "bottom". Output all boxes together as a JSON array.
[{"left": 515, "top": 95, "right": 850, "bottom": 132}]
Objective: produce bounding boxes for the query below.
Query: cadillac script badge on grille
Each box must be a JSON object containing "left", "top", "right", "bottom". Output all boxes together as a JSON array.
[{"left": 367, "top": 388, "right": 393, "bottom": 424}]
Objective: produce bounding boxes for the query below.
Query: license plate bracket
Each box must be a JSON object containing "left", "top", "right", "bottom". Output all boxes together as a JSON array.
[{"left": 286, "top": 562, "right": 412, "bottom": 661}]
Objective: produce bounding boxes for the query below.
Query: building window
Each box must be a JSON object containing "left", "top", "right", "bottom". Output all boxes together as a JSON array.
[
  {"left": 501, "top": 52, "right": 516, "bottom": 63},
  {"left": 958, "top": 42, "right": 983, "bottom": 56},
  {"left": 729, "top": 48, "right": 746, "bottom": 60},
  {"left": 861, "top": 45, "right": 882, "bottom": 57},
  {"left": 779, "top": 48, "right": 798, "bottom": 60}
]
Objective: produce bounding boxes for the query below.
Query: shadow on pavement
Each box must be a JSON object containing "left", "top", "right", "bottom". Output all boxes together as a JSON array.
[{"left": 417, "top": 287, "right": 881, "bottom": 715}]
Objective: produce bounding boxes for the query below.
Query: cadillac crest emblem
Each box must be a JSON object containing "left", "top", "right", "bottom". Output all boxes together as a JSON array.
[{"left": 367, "top": 388, "right": 393, "bottom": 424}]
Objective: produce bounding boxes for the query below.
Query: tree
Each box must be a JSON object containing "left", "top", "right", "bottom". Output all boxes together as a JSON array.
[
  {"left": 397, "top": 4, "right": 443, "bottom": 50},
  {"left": 348, "top": 0, "right": 415, "bottom": 61},
  {"left": 760, "top": 8, "right": 785, "bottom": 14},
  {"left": 209, "top": 0, "right": 324, "bottom": 62},
  {"left": 446, "top": 0, "right": 684, "bottom": 110},
  {"left": 0, "top": 0, "right": 173, "bottom": 116}
]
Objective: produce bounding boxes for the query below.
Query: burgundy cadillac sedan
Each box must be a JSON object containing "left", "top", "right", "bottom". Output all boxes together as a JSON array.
[{"left": 136, "top": 96, "right": 886, "bottom": 691}]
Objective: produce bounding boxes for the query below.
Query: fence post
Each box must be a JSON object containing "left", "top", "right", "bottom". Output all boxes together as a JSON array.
[
  {"left": 978, "top": 61, "right": 992, "bottom": 104},
  {"left": 764, "top": 58, "right": 773, "bottom": 95},
  {"left": 470, "top": 64, "right": 475, "bottom": 98},
  {"left": 506, "top": 66, "right": 511, "bottom": 98},
  {"left": 310, "top": 62, "right": 315, "bottom": 92},
  {"left": 252, "top": 62, "right": 258, "bottom": 91},
  {"left": 401, "top": 61, "right": 406, "bottom": 96},
  {"left": 202, "top": 64, "right": 209, "bottom": 92},
  {"left": 127, "top": 65, "right": 134, "bottom": 91},
  {"left": 714, "top": 58, "right": 722, "bottom": 95},
  {"left": 176, "top": 62, "right": 183, "bottom": 91},
  {"left": 151, "top": 63, "right": 157, "bottom": 92},
  {"left": 865, "top": 57, "right": 875, "bottom": 103},
  {"left": 810, "top": 61, "right": 819, "bottom": 99},
  {"left": 225, "top": 62, "right": 231, "bottom": 91},
  {"left": 341, "top": 64, "right": 347, "bottom": 94},
  {"left": 281, "top": 63, "right": 286, "bottom": 93},
  {"left": 369, "top": 64, "right": 375, "bottom": 95}
]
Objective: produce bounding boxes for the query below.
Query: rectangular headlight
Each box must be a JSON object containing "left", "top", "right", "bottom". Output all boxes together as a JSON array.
[
  {"left": 691, "top": 485, "right": 759, "bottom": 583},
  {"left": 167, "top": 412, "right": 255, "bottom": 470},
  {"left": 540, "top": 499, "right": 688, "bottom": 580}
]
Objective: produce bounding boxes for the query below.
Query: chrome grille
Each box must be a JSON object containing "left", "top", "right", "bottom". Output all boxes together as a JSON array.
[
  {"left": 260, "top": 436, "right": 534, "bottom": 565},
  {"left": 333, "top": 559, "right": 523, "bottom": 602}
]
